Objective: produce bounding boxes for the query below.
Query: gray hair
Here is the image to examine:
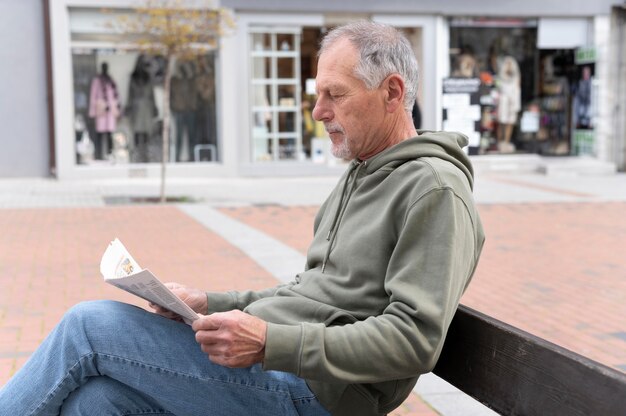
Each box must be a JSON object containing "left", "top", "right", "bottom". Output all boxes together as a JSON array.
[{"left": 319, "top": 21, "right": 419, "bottom": 112}]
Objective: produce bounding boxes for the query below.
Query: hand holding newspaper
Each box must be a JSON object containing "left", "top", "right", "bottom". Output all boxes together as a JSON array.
[{"left": 100, "top": 238, "right": 199, "bottom": 325}]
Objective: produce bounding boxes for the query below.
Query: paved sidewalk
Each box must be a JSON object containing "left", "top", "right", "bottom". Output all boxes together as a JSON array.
[
  {"left": 2, "top": 170, "right": 626, "bottom": 209},
  {"left": 1, "top": 171, "right": 626, "bottom": 415}
]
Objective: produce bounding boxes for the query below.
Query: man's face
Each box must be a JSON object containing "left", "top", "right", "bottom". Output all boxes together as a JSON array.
[{"left": 312, "top": 39, "right": 385, "bottom": 160}]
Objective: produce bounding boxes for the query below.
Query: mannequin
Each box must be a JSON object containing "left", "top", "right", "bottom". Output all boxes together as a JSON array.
[
  {"left": 496, "top": 56, "right": 521, "bottom": 153},
  {"left": 574, "top": 65, "right": 592, "bottom": 128},
  {"left": 88, "top": 62, "right": 120, "bottom": 159},
  {"left": 170, "top": 61, "right": 198, "bottom": 162},
  {"left": 452, "top": 53, "right": 478, "bottom": 78},
  {"left": 540, "top": 55, "right": 570, "bottom": 153},
  {"left": 126, "top": 55, "right": 157, "bottom": 163},
  {"left": 195, "top": 56, "right": 217, "bottom": 159}
]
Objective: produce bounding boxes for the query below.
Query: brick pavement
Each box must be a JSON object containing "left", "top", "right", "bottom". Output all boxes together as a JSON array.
[
  {"left": 0, "top": 206, "right": 277, "bottom": 384},
  {"left": 2, "top": 200, "right": 625, "bottom": 415},
  {"left": 464, "top": 202, "right": 626, "bottom": 370}
]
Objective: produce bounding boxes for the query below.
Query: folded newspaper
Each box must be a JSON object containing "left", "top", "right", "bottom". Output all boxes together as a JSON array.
[{"left": 100, "top": 238, "right": 199, "bottom": 324}]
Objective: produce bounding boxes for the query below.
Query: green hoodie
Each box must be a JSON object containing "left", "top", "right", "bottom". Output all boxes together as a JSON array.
[{"left": 206, "top": 131, "right": 485, "bottom": 415}]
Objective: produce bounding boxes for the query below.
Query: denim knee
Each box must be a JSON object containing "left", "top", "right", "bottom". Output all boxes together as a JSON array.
[
  {"left": 61, "top": 300, "right": 142, "bottom": 336},
  {"left": 63, "top": 300, "right": 119, "bottom": 322}
]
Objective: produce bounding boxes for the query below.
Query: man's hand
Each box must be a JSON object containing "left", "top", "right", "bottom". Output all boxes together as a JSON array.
[
  {"left": 192, "top": 310, "right": 267, "bottom": 368},
  {"left": 149, "top": 282, "right": 207, "bottom": 319}
]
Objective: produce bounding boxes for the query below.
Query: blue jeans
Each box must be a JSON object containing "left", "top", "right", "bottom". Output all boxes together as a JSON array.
[{"left": 0, "top": 300, "right": 331, "bottom": 416}]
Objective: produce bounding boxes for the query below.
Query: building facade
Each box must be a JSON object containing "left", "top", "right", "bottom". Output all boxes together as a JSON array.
[
  {"left": 2, "top": 0, "right": 625, "bottom": 178},
  {"left": 0, "top": 0, "right": 51, "bottom": 177}
]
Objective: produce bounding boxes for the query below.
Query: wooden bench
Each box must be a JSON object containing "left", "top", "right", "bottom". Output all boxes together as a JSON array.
[{"left": 433, "top": 305, "right": 626, "bottom": 415}]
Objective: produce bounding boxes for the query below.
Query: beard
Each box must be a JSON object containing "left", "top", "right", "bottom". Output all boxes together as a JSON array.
[
  {"left": 326, "top": 122, "right": 354, "bottom": 160},
  {"left": 331, "top": 137, "right": 353, "bottom": 160}
]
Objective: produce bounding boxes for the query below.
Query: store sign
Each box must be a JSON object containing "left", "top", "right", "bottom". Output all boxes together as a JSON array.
[
  {"left": 442, "top": 78, "right": 481, "bottom": 153},
  {"left": 575, "top": 47, "right": 596, "bottom": 64},
  {"left": 450, "top": 17, "right": 537, "bottom": 28},
  {"left": 442, "top": 78, "right": 481, "bottom": 94},
  {"left": 573, "top": 129, "right": 595, "bottom": 156}
]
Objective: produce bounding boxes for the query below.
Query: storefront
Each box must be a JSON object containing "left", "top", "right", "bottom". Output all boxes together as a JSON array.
[
  {"left": 445, "top": 16, "right": 598, "bottom": 156},
  {"left": 48, "top": 1, "right": 443, "bottom": 179},
  {"left": 45, "top": 1, "right": 617, "bottom": 180},
  {"left": 49, "top": 3, "right": 228, "bottom": 179}
]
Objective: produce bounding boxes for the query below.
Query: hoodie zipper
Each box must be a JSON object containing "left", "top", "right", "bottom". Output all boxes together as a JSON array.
[{"left": 322, "top": 160, "right": 366, "bottom": 273}]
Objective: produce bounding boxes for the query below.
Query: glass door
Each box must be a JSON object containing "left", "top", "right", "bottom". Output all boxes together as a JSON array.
[{"left": 249, "top": 27, "right": 302, "bottom": 161}]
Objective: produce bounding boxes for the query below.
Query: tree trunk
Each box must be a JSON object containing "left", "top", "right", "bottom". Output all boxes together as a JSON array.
[{"left": 160, "top": 56, "right": 175, "bottom": 203}]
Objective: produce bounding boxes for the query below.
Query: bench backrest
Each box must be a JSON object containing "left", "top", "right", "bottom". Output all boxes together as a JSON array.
[{"left": 433, "top": 305, "right": 626, "bottom": 415}]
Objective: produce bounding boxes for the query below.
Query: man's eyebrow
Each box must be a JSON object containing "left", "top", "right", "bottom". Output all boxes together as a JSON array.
[{"left": 319, "top": 82, "right": 346, "bottom": 93}]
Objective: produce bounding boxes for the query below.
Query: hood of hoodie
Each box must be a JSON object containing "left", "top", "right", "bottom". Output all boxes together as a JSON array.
[
  {"left": 364, "top": 130, "right": 473, "bottom": 188},
  {"left": 316, "top": 130, "right": 474, "bottom": 273}
]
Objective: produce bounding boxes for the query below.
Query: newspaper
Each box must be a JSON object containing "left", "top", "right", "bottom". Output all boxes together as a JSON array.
[{"left": 100, "top": 238, "right": 199, "bottom": 324}]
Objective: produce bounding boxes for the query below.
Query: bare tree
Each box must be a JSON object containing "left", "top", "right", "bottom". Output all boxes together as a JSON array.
[{"left": 111, "top": 0, "right": 234, "bottom": 202}]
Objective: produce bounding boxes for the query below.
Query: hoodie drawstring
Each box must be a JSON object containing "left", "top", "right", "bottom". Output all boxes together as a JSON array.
[{"left": 322, "top": 160, "right": 365, "bottom": 273}]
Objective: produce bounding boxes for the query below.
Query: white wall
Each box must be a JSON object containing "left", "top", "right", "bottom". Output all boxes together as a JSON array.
[
  {"left": 0, "top": 0, "right": 50, "bottom": 177},
  {"left": 594, "top": 15, "right": 613, "bottom": 164}
]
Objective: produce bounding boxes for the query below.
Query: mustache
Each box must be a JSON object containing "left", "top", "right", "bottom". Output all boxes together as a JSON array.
[{"left": 324, "top": 123, "right": 344, "bottom": 134}]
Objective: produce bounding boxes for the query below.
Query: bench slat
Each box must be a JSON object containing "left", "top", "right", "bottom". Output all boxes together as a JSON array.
[{"left": 433, "top": 305, "right": 626, "bottom": 416}]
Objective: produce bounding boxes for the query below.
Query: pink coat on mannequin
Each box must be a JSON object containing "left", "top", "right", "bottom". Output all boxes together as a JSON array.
[{"left": 89, "top": 76, "right": 120, "bottom": 133}]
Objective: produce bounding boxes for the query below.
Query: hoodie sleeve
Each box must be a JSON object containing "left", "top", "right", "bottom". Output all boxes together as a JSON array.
[
  {"left": 263, "top": 187, "right": 483, "bottom": 383},
  {"left": 205, "top": 283, "right": 294, "bottom": 314}
]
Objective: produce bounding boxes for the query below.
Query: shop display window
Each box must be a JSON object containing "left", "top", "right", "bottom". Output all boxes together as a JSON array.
[
  {"left": 72, "top": 48, "right": 219, "bottom": 165},
  {"left": 448, "top": 18, "right": 587, "bottom": 156},
  {"left": 68, "top": 6, "right": 223, "bottom": 166},
  {"left": 448, "top": 19, "right": 539, "bottom": 155}
]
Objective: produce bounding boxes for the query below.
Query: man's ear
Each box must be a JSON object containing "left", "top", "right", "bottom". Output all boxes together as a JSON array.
[{"left": 383, "top": 74, "right": 405, "bottom": 113}]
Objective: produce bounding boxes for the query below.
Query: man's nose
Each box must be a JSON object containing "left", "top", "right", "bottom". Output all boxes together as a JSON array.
[{"left": 312, "top": 98, "right": 331, "bottom": 122}]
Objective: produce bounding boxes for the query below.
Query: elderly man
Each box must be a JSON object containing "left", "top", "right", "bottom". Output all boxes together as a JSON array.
[{"left": 0, "top": 21, "right": 484, "bottom": 416}]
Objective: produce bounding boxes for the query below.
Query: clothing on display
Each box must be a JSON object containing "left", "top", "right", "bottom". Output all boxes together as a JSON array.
[
  {"left": 88, "top": 62, "right": 121, "bottom": 158},
  {"left": 195, "top": 57, "right": 218, "bottom": 155},
  {"left": 88, "top": 62, "right": 121, "bottom": 134},
  {"left": 574, "top": 65, "right": 592, "bottom": 129},
  {"left": 496, "top": 56, "right": 521, "bottom": 152},
  {"left": 496, "top": 56, "right": 521, "bottom": 125},
  {"left": 73, "top": 47, "right": 220, "bottom": 165},
  {"left": 126, "top": 56, "right": 157, "bottom": 134},
  {"left": 170, "top": 62, "right": 198, "bottom": 162},
  {"left": 126, "top": 56, "right": 158, "bottom": 162}
]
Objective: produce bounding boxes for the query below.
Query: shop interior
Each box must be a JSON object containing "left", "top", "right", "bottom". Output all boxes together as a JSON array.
[{"left": 449, "top": 19, "right": 583, "bottom": 156}]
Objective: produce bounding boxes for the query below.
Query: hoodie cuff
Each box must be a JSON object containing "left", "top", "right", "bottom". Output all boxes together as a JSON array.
[
  {"left": 205, "top": 291, "right": 238, "bottom": 314},
  {"left": 262, "top": 322, "right": 303, "bottom": 375}
]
